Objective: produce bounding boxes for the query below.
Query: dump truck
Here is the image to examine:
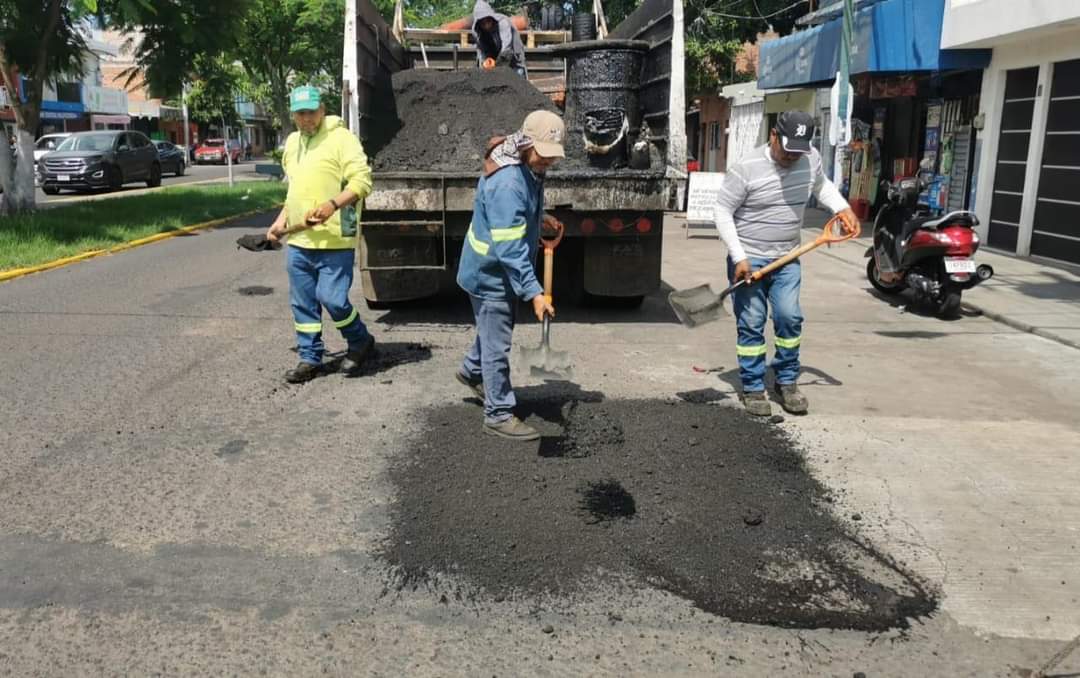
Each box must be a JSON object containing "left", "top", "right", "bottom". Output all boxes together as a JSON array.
[{"left": 341, "top": 0, "right": 687, "bottom": 307}]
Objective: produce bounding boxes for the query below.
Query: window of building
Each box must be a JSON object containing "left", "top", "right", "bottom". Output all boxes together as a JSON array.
[
  {"left": 709, "top": 122, "right": 721, "bottom": 150},
  {"left": 56, "top": 82, "right": 81, "bottom": 104}
]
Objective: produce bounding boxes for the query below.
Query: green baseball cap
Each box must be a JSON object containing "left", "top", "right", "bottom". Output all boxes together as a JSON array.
[{"left": 289, "top": 86, "right": 321, "bottom": 112}]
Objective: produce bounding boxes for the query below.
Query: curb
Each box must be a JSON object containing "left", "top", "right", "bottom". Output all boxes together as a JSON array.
[
  {"left": 960, "top": 302, "right": 1080, "bottom": 351},
  {"left": 0, "top": 206, "right": 278, "bottom": 284},
  {"left": 812, "top": 237, "right": 1080, "bottom": 352}
]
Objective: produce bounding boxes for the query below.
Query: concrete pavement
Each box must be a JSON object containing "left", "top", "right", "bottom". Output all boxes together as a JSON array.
[{"left": 0, "top": 210, "right": 1077, "bottom": 675}]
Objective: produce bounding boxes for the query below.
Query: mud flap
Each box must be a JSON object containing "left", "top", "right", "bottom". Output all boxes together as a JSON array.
[{"left": 583, "top": 234, "right": 661, "bottom": 297}]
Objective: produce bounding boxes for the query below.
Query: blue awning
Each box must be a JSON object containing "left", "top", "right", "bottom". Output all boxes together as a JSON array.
[{"left": 757, "top": 0, "right": 991, "bottom": 90}]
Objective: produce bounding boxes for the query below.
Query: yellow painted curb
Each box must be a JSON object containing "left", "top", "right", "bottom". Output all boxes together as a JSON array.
[{"left": 0, "top": 205, "right": 281, "bottom": 284}]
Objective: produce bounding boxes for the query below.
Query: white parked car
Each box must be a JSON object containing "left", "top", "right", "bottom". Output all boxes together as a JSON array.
[{"left": 34, "top": 133, "right": 71, "bottom": 185}]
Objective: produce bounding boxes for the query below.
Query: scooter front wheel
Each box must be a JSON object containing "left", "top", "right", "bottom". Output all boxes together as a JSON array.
[{"left": 867, "top": 258, "right": 905, "bottom": 295}]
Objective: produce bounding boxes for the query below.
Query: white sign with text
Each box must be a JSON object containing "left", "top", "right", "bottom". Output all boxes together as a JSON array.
[{"left": 686, "top": 171, "right": 726, "bottom": 225}]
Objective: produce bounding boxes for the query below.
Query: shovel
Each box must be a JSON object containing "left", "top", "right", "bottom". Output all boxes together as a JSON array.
[
  {"left": 669, "top": 215, "right": 858, "bottom": 328},
  {"left": 521, "top": 219, "right": 574, "bottom": 380}
]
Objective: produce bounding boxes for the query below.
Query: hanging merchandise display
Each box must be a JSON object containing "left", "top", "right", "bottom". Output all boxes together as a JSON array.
[{"left": 868, "top": 138, "right": 882, "bottom": 206}]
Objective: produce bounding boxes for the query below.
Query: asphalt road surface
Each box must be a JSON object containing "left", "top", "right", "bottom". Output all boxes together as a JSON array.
[
  {"left": 0, "top": 211, "right": 1078, "bottom": 675},
  {"left": 35, "top": 161, "right": 263, "bottom": 207}
]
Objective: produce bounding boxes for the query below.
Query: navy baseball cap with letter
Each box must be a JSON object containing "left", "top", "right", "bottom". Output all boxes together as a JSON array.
[{"left": 776, "top": 110, "right": 814, "bottom": 154}]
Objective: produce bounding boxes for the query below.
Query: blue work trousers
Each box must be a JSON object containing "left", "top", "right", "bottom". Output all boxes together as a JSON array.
[
  {"left": 460, "top": 295, "right": 517, "bottom": 424},
  {"left": 727, "top": 257, "right": 804, "bottom": 393},
  {"left": 287, "top": 246, "right": 372, "bottom": 365}
]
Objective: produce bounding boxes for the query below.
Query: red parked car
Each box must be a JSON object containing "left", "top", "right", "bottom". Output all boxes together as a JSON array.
[{"left": 194, "top": 139, "right": 242, "bottom": 165}]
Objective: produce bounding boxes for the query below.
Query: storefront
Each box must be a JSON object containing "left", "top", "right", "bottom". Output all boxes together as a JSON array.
[
  {"left": 943, "top": 1, "right": 1080, "bottom": 264},
  {"left": 38, "top": 105, "right": 87, "bottom": 136},
  {"left": 758, "top": 0, "right": 991, "bottom": 219}
]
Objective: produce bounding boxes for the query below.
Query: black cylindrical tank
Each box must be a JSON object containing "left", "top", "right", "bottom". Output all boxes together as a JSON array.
[{"left": 551, "top": 39, "right": 649, "bottom": 170}]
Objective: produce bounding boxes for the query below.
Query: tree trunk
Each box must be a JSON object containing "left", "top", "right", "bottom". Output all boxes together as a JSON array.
[
  {"left": 276, "top": 97, "right": 294, "bottom": 139},
  {"left": 0, "top": 129, "right": 37, "bottom": 214}
]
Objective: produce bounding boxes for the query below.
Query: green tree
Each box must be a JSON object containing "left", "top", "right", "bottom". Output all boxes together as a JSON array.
[
  {"left": 185, "top": 56, "right": 243, "bottom": 128},
  {"left": 682, "top": 0, "right": 806, "bottom": 96},
  {"left": 231, "top": 0, "right": 346, "bottom": 139},
  {"left": 0, "top": 0, "right": 249, "bottom": 213}
]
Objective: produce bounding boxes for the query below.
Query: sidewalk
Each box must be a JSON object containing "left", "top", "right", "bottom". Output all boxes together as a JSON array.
[{"left": 804, "top": 208, "right": 1080, "bottom": 350}]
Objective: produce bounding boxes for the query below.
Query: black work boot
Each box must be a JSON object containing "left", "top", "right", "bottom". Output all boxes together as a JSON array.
[
  {"left": 740, "top": 390, "right": 772, "bottom": 417},
  {"left": 455, "top": 371, "right": 485, "bottom": 399},
  {"left": 483, "top": 416, "right": 540, "bottom": 441},
  {"left": 341, "top": 336, "right": 376, "bottom": 376},
  {"left": 773, "top": 383, "right": 809, "bottom": 415},
  {"left": 285, "top": 361, "right": 321, "bottom": 384}
]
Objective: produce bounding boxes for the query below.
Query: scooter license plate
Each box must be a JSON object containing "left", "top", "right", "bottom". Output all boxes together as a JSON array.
[{"left": 945, "top": 258, "right": 976, "bottom": 273}]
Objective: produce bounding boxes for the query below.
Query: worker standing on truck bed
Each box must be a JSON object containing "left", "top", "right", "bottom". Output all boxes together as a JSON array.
[
  {"left": 471, "top": 0, "right": 527, "bottom": 77},
  {"left": 266, "top": 86, "right": 375, "bottom": 384},
  {"left": 455, "top": 110, "right": 564, "bottom": 441},
  {"left": 713, "top": 110, "right": 860, "bottom": 417}
]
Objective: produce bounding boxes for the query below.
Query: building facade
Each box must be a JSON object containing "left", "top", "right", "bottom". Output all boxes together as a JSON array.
[
  {"left": 757, "top": 0, "right": 992, "bottom": 221},
  {"left": 942, "top": 0, "right": 1080, "bottom": 265}
]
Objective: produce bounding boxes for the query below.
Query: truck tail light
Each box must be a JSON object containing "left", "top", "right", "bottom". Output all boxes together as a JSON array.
[
  {"left": 608, "top": 217, "right": 625, "bottom": 233},
  {"left": 636, "top": 217, "right": 653, "bottom": 234},
  {"left": 580, "top": 218, "right": 596, "bottom": 235}
]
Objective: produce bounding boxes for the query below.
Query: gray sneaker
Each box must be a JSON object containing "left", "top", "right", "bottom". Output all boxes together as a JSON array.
[
  {"left": 455, "top": 371, "right": 485, "bottom": 399},
  {"left": 741, "top": 390, "right": 772, "bottom": 417},
  {"left": 773, "top": 383, "right": 809, "bottom": 415},
  {"left": 483, "top": 416, "right": 540, "bottom": 441}
]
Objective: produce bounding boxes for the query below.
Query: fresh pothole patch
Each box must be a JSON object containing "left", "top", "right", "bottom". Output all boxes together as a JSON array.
[{"left": 382, "top": 395, "right": 937, "bottom": 631}]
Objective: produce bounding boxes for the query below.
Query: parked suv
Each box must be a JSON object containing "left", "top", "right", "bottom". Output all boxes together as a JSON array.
[
  {"left": 195, "top": 138, "right": 242, "bottom": 165},
  {"left": 37, "top": 130, "right": 162, "bottom": 195}
]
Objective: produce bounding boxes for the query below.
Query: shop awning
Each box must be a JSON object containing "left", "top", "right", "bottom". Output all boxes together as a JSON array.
[{"left": 757, "top": 0, "right": 991, "bottom": 90}]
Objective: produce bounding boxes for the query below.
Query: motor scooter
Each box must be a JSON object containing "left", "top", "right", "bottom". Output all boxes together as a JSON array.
[{"left": 865, "top": 173, "right": 993, "bottom": 318}]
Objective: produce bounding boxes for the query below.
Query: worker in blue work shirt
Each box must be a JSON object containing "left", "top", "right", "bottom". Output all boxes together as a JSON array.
[{"left": 455, "top": 110, "right": 565, "bottom": 441}]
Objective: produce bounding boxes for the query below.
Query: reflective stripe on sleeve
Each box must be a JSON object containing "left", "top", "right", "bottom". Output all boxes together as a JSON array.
[{"left": 490, "top": 224, "right": 527, "bottom": 242}]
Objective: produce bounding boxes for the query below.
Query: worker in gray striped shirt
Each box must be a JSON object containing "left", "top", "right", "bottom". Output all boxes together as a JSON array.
[{"left": 714, "top": 111, "right": 859, "bottom": 417}]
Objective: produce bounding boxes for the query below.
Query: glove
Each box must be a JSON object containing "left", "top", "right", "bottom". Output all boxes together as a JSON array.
[
  {"left": 482, "top": 57, "right": 496, "bottom": 70},
  {"left": 236, "top": 234, "right": 281, "bottom": 252}
]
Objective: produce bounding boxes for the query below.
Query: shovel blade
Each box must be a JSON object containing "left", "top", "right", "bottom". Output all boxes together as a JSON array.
[
  {"left": 520, "top": 344, "right": 574, "bottom": 380},
  {"left": 668, "top": 284, "right": 729, "bottom": 327}
]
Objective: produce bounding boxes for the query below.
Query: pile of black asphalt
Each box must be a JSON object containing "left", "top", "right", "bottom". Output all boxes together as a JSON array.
[{"left": 372, "top": 67, "right": 558, "bottom": 172}]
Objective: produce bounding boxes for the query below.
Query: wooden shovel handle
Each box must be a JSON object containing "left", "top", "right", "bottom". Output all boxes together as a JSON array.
[
  {"left": 540, "top": 217, "right": 563, "bottom": 304},
  {"left": 749, "top": 215, "right": 855, "bottom": 282},
  {"left": 543, "top": 248, "right": 554, "bottom": 301}
]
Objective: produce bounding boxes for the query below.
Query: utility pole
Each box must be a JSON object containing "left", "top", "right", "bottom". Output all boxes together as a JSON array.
[
  {"left": 222, "top": 114, "right": 234, "bottom": 187},
  {"left": 181, "top": 81, "right": 190, "bottom": 157}
]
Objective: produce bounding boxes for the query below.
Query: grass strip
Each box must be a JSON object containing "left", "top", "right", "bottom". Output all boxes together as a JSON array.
[{"left": 0, "top": 182, "right": 285, "bottom": 271}]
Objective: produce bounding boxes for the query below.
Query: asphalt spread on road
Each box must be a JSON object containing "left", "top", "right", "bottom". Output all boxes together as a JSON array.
[{"left": 382, "top": 388, "right": 938, "bottom": 631}]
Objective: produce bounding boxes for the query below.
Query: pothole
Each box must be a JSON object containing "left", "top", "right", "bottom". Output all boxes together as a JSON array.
[{"left": 238, "top": 286, "right": 274, "bottom": 296}]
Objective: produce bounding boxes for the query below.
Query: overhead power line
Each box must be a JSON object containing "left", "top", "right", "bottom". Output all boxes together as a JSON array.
[{"left": 704, "top": 0, "right": 810, "bottom": 20}]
